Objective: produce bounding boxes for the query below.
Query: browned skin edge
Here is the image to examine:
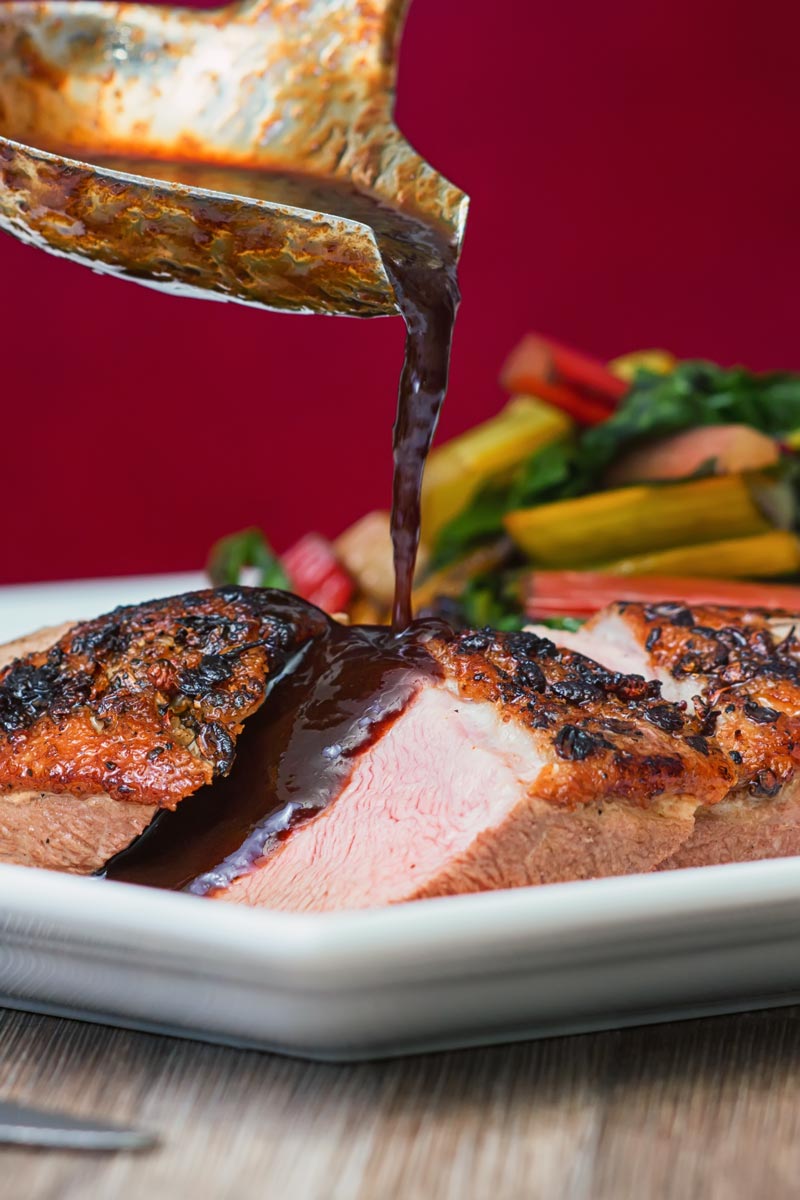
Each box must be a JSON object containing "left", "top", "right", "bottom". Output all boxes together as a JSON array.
[
  {"left": 0, "top": 623, "right": 154, "bottom": 872},
  {"left": 613, "top": 602, "right": 800, "bottom": 803},
  {"left": 599, "top": 602, "right": 800, "bottom": 870},
  {"left": 431, "top": 628, "right": 736, "bottom": 811}
]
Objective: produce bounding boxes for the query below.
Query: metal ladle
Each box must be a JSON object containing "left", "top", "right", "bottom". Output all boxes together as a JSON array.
[{"left": 0, "top": 0, "right": 468, "bottom": 316}]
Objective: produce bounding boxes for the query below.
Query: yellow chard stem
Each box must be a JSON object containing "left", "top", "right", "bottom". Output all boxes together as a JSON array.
[
  {"left": 600, "top": 529, "right": 800, "bottom": 579},
  {"left": 503, "top": 474, "right": 771, "bottom": 568}
]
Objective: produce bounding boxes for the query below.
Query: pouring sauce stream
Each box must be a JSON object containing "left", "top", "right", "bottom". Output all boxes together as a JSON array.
[
  {"left": 94, "top": 158, "right": 461, "bottom": 889},
  {"left": 84, "top": 156, "right": 461, "bottom": 629}
]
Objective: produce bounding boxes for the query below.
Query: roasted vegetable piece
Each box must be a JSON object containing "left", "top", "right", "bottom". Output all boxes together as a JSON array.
[
  {"left": 335, "top": 511, "right": 429, "bottom": 608},
  {"left": 421, "top": 396, "right": 572, "bottom": 540},
  {"left": 523, "top": 571, "right": 800, "bottom": 619},
  {"left": 512, "top": 383, "right": 614, "bottom": 426},
  {"left": 601, "top": 529, "right": 800, "bottom": 579},
  {"left": 504, "top": 474, "right": 770, "bottom": 567},
  {"left": 605, "top": 424, "right": 780, "bottom": 487},
  {"left": 346, "top": 595, "right": 387, "bottom": 625},
  {"left": 412, "top": 538, "right": 513, "bottom": 614},
  {"left": 608, "top": 349, "right": 676, "bottom": 381},
  {"left": 281, "top": 534, "right": 354, "bottom": 614},
  {"left": 500, "top": 333, "right": 627, "bottom": 410}
]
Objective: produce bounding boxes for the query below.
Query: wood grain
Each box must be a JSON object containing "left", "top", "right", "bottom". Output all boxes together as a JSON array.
[{"left": 2, "top": 1006, "right": 800, "bottom": 1200}]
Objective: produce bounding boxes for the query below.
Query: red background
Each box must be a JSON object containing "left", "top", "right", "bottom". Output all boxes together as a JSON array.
[{"left": 2, "top": 0, "right": 799, "bottom": 584}]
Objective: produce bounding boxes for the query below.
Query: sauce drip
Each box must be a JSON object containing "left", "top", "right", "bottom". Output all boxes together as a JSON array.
[
  {"left": 83, "top": 157, "right": 461, "bottom": 890},
  {"left": 89, "top": 156, "right": 461, "bottom": 629},
  {"left": 105, "top": 609, "right": 445, "bottom": 890},
  {"left": 384, "top": 250, "right": 459, "bottom": 628}
]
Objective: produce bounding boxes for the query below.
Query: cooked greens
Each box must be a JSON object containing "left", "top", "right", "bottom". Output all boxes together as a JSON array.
[
  {"left": 207, "top": 527, "right": 290, "bottom": 590},
  {"left": 435, "top": 362, "right": 800, "bottom": 565}
]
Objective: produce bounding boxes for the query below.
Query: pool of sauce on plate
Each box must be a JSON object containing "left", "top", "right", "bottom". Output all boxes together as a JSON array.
[{"left": 99, "top": 160, "right": 460, "bottom": 891}]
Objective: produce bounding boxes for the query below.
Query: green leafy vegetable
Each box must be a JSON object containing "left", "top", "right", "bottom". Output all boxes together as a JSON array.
[
  {"left": 434, "top": 360, "right": 800, "bottom": 565},
  {"left": 579, "top": 360, "right": 800, "bottom": 457},
  {"left": 537, "top": 615, "right": 586, "bottom": 632},
  {"left": 432, "top": 484, "right": 509, "bottom": 568},
  {"left": 508, "top": 439, "right": 594, "bottom": 510},
  {"left": 207, "top": 527, "right": 290, "bottom": 590},
  {"left": 458, "top": 572, "right": 527, "bottom": 630}
]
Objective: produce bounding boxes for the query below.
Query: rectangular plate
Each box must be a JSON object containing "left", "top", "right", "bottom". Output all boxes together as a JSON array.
[{"left": 1, "top": 574, "right": 800, "bottom": 1061}]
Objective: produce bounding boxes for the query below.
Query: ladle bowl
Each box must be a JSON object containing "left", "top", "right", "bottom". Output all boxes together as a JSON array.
[{"left": 0, "top": 0, "right": 468, "bottom": 315}]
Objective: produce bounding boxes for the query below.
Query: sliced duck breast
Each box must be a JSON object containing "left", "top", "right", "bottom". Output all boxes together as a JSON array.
[
  {"left": 196, "top": 626, "right": 734, "bottom": 911},
  {"left": 0, "top": 587, "right": 324, "bottom": 873}
]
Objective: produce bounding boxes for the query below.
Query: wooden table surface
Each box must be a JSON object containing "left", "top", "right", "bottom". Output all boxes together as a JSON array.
[{"left": 2, "top": 1007, "right": 800, "bottom": 1200}]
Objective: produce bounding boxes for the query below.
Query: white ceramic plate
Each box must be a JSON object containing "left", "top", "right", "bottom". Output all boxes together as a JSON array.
[{"left": 1, "top": 574, "right": 800, "bottom": 1061}]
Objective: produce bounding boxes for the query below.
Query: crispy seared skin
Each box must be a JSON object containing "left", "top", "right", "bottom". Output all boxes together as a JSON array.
[
  {"left": 558, "top": 601, "right": 800, "bottom": 870},
  {"left": 0, "top": 623, "right": 157, "bottom": 874},
  {"left": 0, "top": 587, "right": 325, "bottom": 810},
  {"left": 603, "top": 602, "right": 800, "bottom": 799},
  {"left": 431, "top": 627, "right": 736, "bottom": 812}
]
